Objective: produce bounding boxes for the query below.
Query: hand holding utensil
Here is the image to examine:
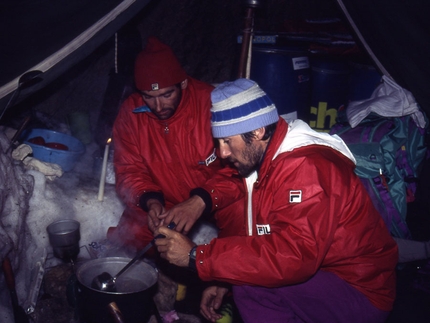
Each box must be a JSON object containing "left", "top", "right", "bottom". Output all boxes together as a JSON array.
[{"left": 91, "top": 222, "right": 176, "bottom": 292}]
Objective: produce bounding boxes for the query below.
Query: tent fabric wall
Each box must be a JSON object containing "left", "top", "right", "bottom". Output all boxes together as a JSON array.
[
  {"left": 337, "top": 0, "right": 430, "bottom": 118},
  {"left": 1, "top": 0, "right": 430, "bottom": 119},
  {"left": 0, "top": 0, "right": 152, "bottom": 110}
]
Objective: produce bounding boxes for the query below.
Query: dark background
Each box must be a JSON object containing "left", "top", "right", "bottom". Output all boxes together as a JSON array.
[{"left": 0, "top": 0, "right": 352, "bottom": 135}]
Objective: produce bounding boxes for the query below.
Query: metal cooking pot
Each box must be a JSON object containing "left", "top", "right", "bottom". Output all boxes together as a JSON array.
[{"left": 75, "top": 257, "right": 158, "bottom": 323}]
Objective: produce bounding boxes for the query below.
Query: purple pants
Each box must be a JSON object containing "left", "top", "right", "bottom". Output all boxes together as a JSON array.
[{"left": 233, "top": 270, "right": 390, "bottom": 323}]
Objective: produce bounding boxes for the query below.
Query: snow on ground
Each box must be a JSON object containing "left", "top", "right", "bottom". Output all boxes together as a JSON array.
[
  {"left": 0, "top": 131, "right": 124, "bottom": 323},
  {"left": 0, "top": 127, "right": 218, "bottom": 323}
]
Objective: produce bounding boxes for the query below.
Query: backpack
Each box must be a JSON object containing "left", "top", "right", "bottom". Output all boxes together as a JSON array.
[{"left": 330, "top": 110, "right": 429, "bottom": 239}]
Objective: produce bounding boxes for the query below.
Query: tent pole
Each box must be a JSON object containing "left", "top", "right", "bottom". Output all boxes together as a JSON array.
[{"left": 238, "top": 1, "right": 262, "bottom": 79}]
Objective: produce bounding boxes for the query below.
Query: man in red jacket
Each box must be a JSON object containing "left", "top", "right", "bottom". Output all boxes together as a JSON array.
[
  {"left": 107, "top": 37, "right": 244, "bottom": 252},
  {"left": 155, "top": 79, "right": 398, "bottom": 323}
]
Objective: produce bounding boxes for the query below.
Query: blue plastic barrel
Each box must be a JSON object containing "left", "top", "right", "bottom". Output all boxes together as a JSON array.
[
  {"left": 310, "top": 57, "right": 351, "bottom": 132},
  {"left": 250, "top": 46, "right": 311, "bottom": 121},
  {"left": 348, "top": 62, "right": 382, "bottom": 102}
]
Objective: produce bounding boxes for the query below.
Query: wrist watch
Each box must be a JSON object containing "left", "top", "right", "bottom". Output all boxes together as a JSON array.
[{"left": 188, "top": 245, "right": 197, "bottom": 272}]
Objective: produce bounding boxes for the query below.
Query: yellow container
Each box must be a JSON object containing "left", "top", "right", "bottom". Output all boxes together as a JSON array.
[{"left": 175, "top": 283, "right": 187, "bottom": 301}]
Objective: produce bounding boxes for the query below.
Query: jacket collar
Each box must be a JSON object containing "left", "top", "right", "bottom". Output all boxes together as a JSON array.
[{"left": 252, "top": 117, "right": 356, "bottom": 182}]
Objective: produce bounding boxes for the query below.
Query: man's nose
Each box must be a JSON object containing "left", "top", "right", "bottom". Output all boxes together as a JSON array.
[
  {"left": 219, "top": 145, "right": 231, "bottom": 159},
  {"left": 153, "top": 97, "right": 162, "bottom": 110}
]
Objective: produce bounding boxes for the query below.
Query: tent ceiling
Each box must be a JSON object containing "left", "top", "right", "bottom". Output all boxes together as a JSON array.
[
  {"left": 1, "top": 0, "right": 430, "bottom": 119},
  {"left": 0, "top": 0, "right": 152, "bottom": 109}
]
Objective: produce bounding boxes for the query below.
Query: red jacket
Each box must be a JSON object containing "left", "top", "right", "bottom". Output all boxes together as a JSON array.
[
  {"left": 113, "top": 77, "right": 220, "bottom": 209},
  {"left": 197, "top": 118, "right": 398, "bottom": 311},
  {"left": 112, "top": 77, "right": 245, "bottom": 243}
]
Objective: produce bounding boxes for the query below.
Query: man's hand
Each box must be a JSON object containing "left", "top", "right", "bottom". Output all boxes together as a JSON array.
[
  {"left": 147, "top": 199, "right": 166, "bottom": 232},
  {"left": 158, "top": 195, "right": 206, "bottom": 235},
  {"left": 200, "top": 285, "right": 229, "bottom": 322},
  {"left": 154, "top": 226, "right": 195, "bottom": 267}
]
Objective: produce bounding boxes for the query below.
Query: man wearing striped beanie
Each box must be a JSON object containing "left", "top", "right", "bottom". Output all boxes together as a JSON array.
[{"left": 155, "top": 78, "right": 397, "bottom": 323}]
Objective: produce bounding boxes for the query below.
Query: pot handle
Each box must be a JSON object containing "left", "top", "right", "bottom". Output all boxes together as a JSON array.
[{"left": 108, "top": 302, "right": 126, "bottom": 323}]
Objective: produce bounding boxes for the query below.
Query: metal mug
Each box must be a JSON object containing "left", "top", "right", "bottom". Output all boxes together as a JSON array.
[{"left": 46, "top": 219, "right": 80, "bottom": 261}]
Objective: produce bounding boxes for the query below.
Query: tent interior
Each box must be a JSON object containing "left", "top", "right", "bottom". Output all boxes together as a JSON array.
[{"left": 1, "top": 0, "right": 430, "bottom": 322}]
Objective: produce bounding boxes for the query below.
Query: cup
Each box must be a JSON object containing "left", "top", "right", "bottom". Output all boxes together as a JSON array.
[{"left": 47, "top": 219, "right": 81, "bottom": 261}]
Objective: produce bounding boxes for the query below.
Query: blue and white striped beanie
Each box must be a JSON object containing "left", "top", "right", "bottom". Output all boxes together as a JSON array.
[{"left": 210, "top": 79, "right": 279, "bottom": 138}]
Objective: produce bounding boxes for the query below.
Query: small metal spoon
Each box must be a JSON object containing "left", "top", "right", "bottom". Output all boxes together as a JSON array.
[{"left": 91, "top": 222, "right": 175, "bottom": 292}]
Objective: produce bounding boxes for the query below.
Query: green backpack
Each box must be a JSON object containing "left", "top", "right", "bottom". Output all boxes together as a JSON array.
[{"left": 330, "top": 111, "right": 429, "bottom": 238}]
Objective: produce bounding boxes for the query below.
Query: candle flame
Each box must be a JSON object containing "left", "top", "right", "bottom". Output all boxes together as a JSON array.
[{"left": 107, "top": 138, "right": 112, "bottom": 144}]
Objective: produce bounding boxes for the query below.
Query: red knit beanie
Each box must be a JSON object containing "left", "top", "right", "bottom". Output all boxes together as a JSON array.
[{"left": 134, "top": 37, "right": 187, "bottom": 92}]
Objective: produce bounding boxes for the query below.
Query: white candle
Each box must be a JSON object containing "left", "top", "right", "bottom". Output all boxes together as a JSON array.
[{"left": 98, "top": 138, "right": 111, "bottom": 201}]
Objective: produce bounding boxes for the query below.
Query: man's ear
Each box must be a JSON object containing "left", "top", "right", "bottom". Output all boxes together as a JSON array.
[
  {"left": 180, "top": 79, "right": 188, "bottom": 90},
  {"left": 253, "top": 127, "right": 266, "bottom": 140}
]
